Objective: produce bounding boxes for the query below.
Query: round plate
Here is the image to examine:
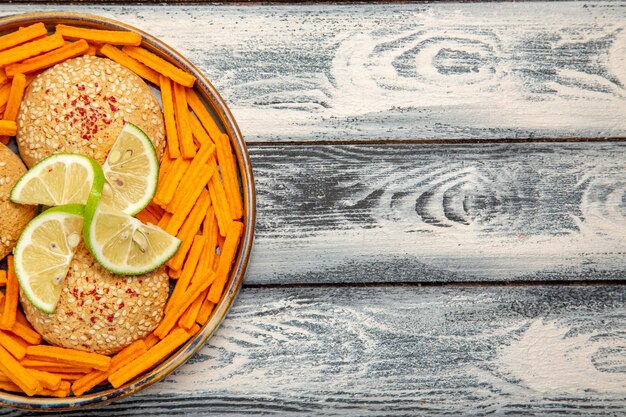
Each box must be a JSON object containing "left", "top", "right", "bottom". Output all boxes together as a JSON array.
[{"left": 0, "top": 12, "right": 255, "bottom": 410}]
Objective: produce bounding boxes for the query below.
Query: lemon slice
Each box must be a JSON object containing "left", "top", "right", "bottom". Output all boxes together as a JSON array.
[
  {"left": 83, "top": 201, "right": 180, "bottom": 275},
  {"left": 13, "top": 205, "right": 84, "bottom": 314},
  {"left": 10, "top": 154, "right": 104, "bottom": 206},
  {"left": 100, "top": 123, "right": 159, "bottom": 215}
]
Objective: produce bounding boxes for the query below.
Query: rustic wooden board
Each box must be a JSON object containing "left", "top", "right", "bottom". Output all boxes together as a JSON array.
[
  {"left": 246, "top": 141, "right": 626, "bottom": 284},
  {"left": 0, "top": 2, "right": 623, "bottom": 415},
  {"left": 1, "top": 3, "right": 625, "bottom": 142},
  {"left": 1, "top": 285, "right": 624, "bottom": 416}
]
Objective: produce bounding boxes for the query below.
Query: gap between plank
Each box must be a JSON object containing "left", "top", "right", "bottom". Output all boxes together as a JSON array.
[
  {"left": 246, "top": 137, "right": 626, "bottom": 147},
  {"left": 242, "top": 279, "right": 626, "bottom": 290}
]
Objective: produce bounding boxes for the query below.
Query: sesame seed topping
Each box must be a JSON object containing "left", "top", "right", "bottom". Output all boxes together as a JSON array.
[
  {"left": 16, "top": 56, "right": 165, "bottom": 167},
  {"left": 20, "top": 245, "right": 169, "bottom": 355}
]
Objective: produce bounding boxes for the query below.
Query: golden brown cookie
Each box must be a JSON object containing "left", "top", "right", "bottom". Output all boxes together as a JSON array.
[
  {"left": 17, "top": 55, "right": 165, "bottom": 167},
  {"left": 0, "top": 143, "right": 36, "bottom": 259},
  {"left": 21, "top": 244, "right": 169, "bottom": 355}
]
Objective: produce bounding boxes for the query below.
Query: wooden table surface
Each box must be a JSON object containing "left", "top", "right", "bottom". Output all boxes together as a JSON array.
[{"left": 1, "top": 1, "right": 625, "bottom": 415}]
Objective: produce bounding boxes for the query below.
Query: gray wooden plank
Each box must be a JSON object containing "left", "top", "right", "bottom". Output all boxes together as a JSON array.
[
  {"left": 247, "top": 141, "right": 626, "bottom": 284},
  {"left": 1, "top": 3, "right": 625, "bottom": 142},
  {"left": 2, "top": 285, "right": 624, "bottom": 416}
]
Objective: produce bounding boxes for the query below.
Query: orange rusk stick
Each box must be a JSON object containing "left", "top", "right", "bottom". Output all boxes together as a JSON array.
[
  {"left": 166, "top": 142, "right": 215, "bottom": 213},
  {"left": 100, "top": 44, "right": 160, "bottom": 85},
  {"left": 0, "top": 120, "right": 17, "bottom": 136},
  {"left": 71, "top": 340, "right": 147, "bottom": 396},
  {"left": 154, "top": 271, "right": 216, "bottom": 338},
  {"left": 56, "top": 24, "right": 141, "bottom": 46},
  {"left": 0, "top": 81, "right": 11, "bottom": 112},
  {"left": 20, "top": 359, "right": 93, "bottom": 374},
  {"left": 217, "top": 233, "right": 226, "bottom": 252},
  {"left": 0, "top": 345, "right": 41, "bottom": 396},
  {"left": 16, "top": 309, "right": 28, "bottom": 327},
  {"left": 196, "top": 297, "right": 215, "bottom": 325},
  {"left": 143, "top": 333, "right": 160, "bottom": 349},
  {"left": 26, "top": 345, "right": 111, "bottom": 371},
  {"left": 39, "top": 380, "right": 71, "bottom": 398},
  {"left": 136, "top": 208, "right": 159, "bottom": 225},
  {"left": 5, "top": 331, "right": 28, "bottom": 350},
  {"left": 53, "top": 372, "right": 89, "bottom": 381},
  {"left": 2, "top": 73, "right": 26, "bottom": 122},
  {"left": 23, "top": 367, "right": 90, "bottom": 376},
  {"left": 194, "top": 211, "right": 218, "bottom": 328},
  {"left": 1, "top": 377, "right": 70, "bottom": 398},
  {"left": 165, "top": 169, "right": 214, "bottom": 236},
  {"left": 146, "top": 202, "right": 165, "bottom": 218},
  {"left": 0, "top": 32, "right": 64, "bottom": 67},
  {"left": 166, "top": 234, "right": 205, "bottom": 313},
  {"left": 86, "top": 44, "right": 98, "bottom": 56},
  {"left": 165, "top": 179, "right": 212, "bottom": 237},
  {"left": 173, "top": 82, "right": 196, "bottom": 159},
  {"left": 202, "top": 206, "right": 218, "bottom": 270},
  {"left": 0, "top": 330, "right": 26, "bottom": 360},
  {"left": 0, "top": 81, "right": 12, "bottom": 108},
  {"left": 208, "top": 166, "right": 232, "bottom": 237},
  {"left": 0, "top": 270, "right": 5, "bottom": 285},
  {"left": 168, "top": 267, "right": 182, "bottom": 279},
  {"left": 108, "top": 327, "right": 195, "bottom": 388},
  {"left": 0, "top": 23, "right": 47, "bottom": 52},
  {"left": 122, "top": 46, "right": 196, "bottom": 87},
  {"left": 154, "top": 156, "right": 175, "bottom": 203},
  {"left": 186, "top": 89, "right": 222, "bottom": 140},
  {"left": 0, "top": 299, "right": 29, "bottom": 327},
  {"left": 156, "top": 150, "right": 175, "bottom": 192},
  {"left": 203, "top": 203, "right": 215, "bottom": 233},
  {"left": 159, "top": 75, "right": 180, "bottom": 159},
  {"left": 153, "top": 157, "right": 190, "bottom": 207},
  {"left": 156, "top": 151, "right": 175, "bottom": 195},
  {"left": 208, "top": 221, "right": 244, "bottom": 303},
  {"left": 212, "top": 251, "right": 221, "bottom": 271},
  {"left": 166, "top": 191, "right": 211, "bottom": 271},
  {"left": 27, "top": 369, "right": 62, "bottom": 390},
  {"left": 215, "top": 133, "right": 243, "bottom": 220},
  {"left": 20, "top": 361, "right": 88, "bottom": 379},
  {"left": 10, "top": 321, "right": 42, "bottom": 345},
  {"left": 24, "top": 72, "right": 38, "bottom": 86},
  {"left": 0, "top": 380, "right": 22, "bottom": 393},
  {"left": 189, "top": 114, "right": 213, "bottom": 147},
  {"left": 0, "top": 256, "right": 18, "bottom": 329},
  {"left": 0, "top": 69, "right": 7, "bottom": 86},
  {"left": 157, "top": 212, "right": 172, "bottom": 230},
  {"left": 5, "top": 39, "right": 89, "bottom": 76},
  {"left": 178, "top": 288, "right": 207, "bottom": 330}
]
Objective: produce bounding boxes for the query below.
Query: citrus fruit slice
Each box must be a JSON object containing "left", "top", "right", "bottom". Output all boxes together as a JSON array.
[
  {"left": 100, "top": 122, "right": 159, "bottom": 215},
  {"left": 83, "top": 201, "right": 180, "bottom": 275},
  {"left": 10, "top": 153, "right": 104, "bottom": 206},
  {"left": 13, "top": 204, "right": 85, "bottom": 314}
]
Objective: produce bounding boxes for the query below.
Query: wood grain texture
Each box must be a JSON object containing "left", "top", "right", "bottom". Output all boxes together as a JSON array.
[
  {"left": 1, "top": 285, "right": 624, "bottom": 416},
  {"left": 0, "top": 3, "right": 623, "bottom": 414},
  {"left": 246, "top": 141, "right": 626, "bottom": 284},
  {"left": 1, "top": 3, "right": 625, "bottom": 142}
]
